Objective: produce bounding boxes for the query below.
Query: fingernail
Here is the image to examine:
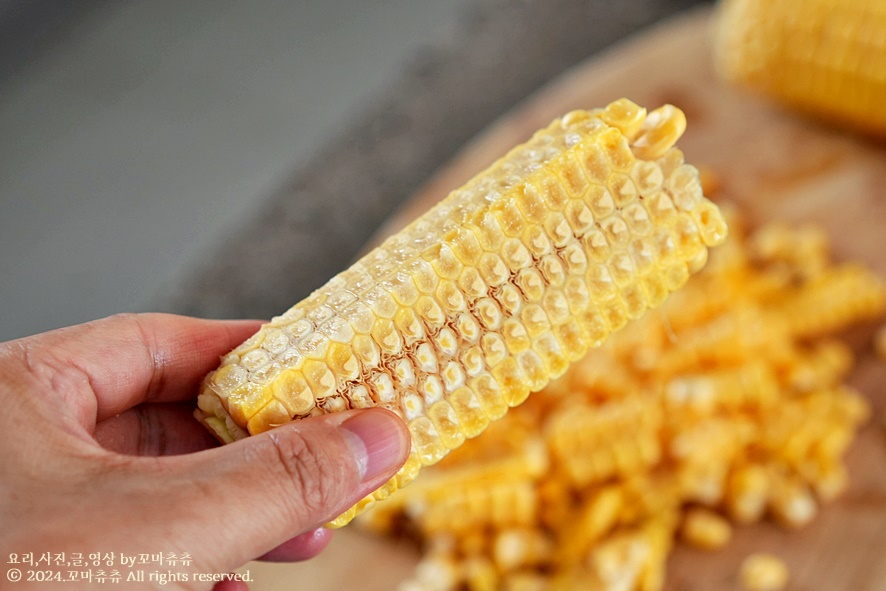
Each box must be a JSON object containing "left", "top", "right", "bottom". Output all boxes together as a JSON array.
[{"left": 340, "top": 410, "right": 408, "bottom": 481}]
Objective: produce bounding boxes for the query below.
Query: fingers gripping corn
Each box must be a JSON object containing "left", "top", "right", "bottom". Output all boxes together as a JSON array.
[{"left": 195, "top": 99, "right": 727, "bottom": 526}]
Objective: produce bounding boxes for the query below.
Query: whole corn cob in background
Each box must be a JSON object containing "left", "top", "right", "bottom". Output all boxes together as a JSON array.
[
  {"left": 364, "top": 206, "right": 885, "bottom": 591},
  {"left": 196, "top": 98, "right": 728, "bottom": 527},
  {"left": 714, "top": 0, "right": 886, "bottom": 137}
]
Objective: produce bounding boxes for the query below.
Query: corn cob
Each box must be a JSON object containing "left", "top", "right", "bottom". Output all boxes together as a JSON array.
[
  {"left": 714, "top": 0, "right": 886, "bottom": 137},
  {"left": 726, "top": 464, "right": 769, "bottom": 523},
  {"left": 196, "top": 98, "right": 727, "bottom": 526}
]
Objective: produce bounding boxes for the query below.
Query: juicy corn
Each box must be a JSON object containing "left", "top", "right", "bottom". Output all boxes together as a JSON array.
[
  {"left": 679, "top": 508, "right": 732, "bottom": 550},
  {"left": 367, "top": 211, "right": 883, "bottom": 591},
  {"left": 196, "top": 99, "right": 728, "bottom": 526},
  {"left": 726, "top": 464, "right": 769, "bottom": 523},
  {"left": 714, "top": 0, "right": 886, "bottom": 136},
  {"left": 740, "top": 554, "right": 790, "bottom": 591}
]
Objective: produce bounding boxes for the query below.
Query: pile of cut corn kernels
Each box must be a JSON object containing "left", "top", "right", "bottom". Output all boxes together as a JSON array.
[{"left": 359, "top": 203, "right": 886, "bottom": 591}]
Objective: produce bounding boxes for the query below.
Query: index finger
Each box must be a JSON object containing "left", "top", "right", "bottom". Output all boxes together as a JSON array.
[{"left": 6, "top": 313, "right": 262, "bottom": 423}]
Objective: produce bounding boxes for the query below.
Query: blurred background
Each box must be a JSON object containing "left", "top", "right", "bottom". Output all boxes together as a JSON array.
[{"left": 0, "top": 0, "right": 708, "bottom": 342}]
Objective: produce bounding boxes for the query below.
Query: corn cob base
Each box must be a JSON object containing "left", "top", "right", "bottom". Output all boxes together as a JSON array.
[{"left": 196, "top": 99, "right": 727, "bottom": 527}]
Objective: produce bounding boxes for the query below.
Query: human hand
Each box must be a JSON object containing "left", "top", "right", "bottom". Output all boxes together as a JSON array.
[{"left": 0, "top": 313, "right": 410, "bottom": 590}]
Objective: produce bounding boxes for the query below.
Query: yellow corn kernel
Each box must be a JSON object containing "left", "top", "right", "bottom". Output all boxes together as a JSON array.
[
  {"left": 637, "top": 518, "right": 674, "bottom": 591},
  {"left": 537, "top": 479, "right": 571, "bottom": 531},
  {"left": 739, "top": 554, "right": 790, "bottom": 591},
  {"left": 663, "top": 361, "right": 779, "bottom": 415},
  {"left": 726, "top": 464, "right": 769, "bottom": 524},
  {"left": 557, "top": 486, "right": 623, "bottom": 565},
  {"left": 546, "top": 396, "right": 662, "bottom": 487},
  {"left": 766, "top": 264, "right": 886, "bottom": 339},
  {"left": 679, "top": 508, "right": 732, "bottom": 550},
  {"left": 361, "top": 438, "right": 548, "bottom": 526},
  {"left": 587, "top": 530, "right": 653, "bottom": 591},
  {"left": 493, "top": 528, "right": 552, "bottom": 572},
  {"left": 805, "top": 461, "right": 849, "bottom": 502},
  {"left": 415, "top": 479, "right": 537, "bottom": 535},
  {"left": 619, "top": 476, "right": 680, "bottom": 528},
  {"left": 715, "top": 0, "right": 886, "bottom": 137},
  {"left": 396, "top": 580, "right": 436, "bottom": 591},
  {"left": 196, "top": 99, "right": 726, "bottom": 527},
  {"left": 748, "top": 223, "right": 830, "bottom": 282},
  {"left": 653, "top": 305, "right": 782, "bottom": 374},
  {"left": 669, "top": 418, "right": 754, "bottom": 464},
  {"left": 399, "top": 553, "right": 461, "bottom": 591},
  {"left": 785, "top": 340, "right": 854, "bottom": 392},
  {"left": 768, "top": 472, "right": 818, "bottom": 528},
  {"left": 501, "top": 572, "right": 550, "bottom": 591},
  {"left": 676, "top": 461, "right": 731, "bottom": 507},
  {"left": 461, "top": 556, "right": 499, "bottom": 591}
]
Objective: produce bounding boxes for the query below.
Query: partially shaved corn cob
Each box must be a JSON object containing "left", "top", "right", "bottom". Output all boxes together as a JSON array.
[
  {"left": 196, "top": 99, "right": 727, "bottom": 526},
  {"left": 362, "top": 211, "right": 884, "bottom": 591},
  {"left": 714, "top": 0, "right": 886, "bottom": 137}
]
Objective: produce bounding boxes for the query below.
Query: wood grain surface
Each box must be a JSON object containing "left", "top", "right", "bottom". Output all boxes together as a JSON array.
[{"left": 244, "top": 7, "right": 886, "bottom": 590}]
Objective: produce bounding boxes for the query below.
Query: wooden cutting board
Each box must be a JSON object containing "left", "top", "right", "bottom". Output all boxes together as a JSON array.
[{"left": 245, "top": 7, "right": 886, "bottom": 590}]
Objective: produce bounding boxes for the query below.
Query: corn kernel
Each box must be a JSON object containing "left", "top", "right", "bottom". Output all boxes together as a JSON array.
[
  {"left": 739, "top": 554, "right": 789, "bottom": 591},
  {"left": 679, "top": 508, "right": 732, "bottom": 550}
]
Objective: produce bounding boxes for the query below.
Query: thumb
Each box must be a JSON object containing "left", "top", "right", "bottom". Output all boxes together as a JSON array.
[{"left": 160, "top": 408, "right": 410, "bottom": 571}]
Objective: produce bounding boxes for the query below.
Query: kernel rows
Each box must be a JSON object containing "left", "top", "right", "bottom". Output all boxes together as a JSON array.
[{"left": 716, "top": 0, "right": 886, "bottom": 136}]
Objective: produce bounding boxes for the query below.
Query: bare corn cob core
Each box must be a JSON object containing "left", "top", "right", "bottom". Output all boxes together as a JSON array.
[
  {"left": 196, "top": 99, "right": 728, "bottom": 527},
  {"left": 714, "top": 0, "right": 886, "bottom": 137}
]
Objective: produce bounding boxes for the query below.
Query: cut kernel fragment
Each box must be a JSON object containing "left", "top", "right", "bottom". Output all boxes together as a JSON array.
[
  {"left": 196, "top": 99, "right": 727, "bottom": 528},
  {"left": 680, "top": 508, "right": 732, "bottom": 550},
  {"left": 740, "top": 554, "right": 790, "bottom": 591},
  {"left": 362, "top": 210, "right": 883, "bottom": 591}
]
